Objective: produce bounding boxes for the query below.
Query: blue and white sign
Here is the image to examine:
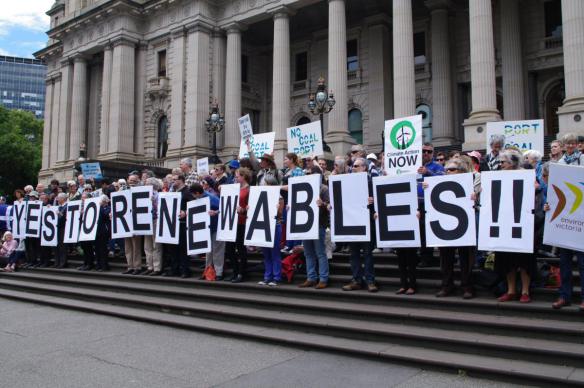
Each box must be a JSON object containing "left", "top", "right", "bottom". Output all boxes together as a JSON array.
[
  {"left": 239, "top": 132, "right": 276, "bottom": 159},
  {"left": 80, "top": 162, "right": 103, "bottom": 180},
  {"left": 287, "top": 121, "right": 324, "bottom": 158},
  {"left": 486, "top": 119, "right": 544, "bottom": 154}
]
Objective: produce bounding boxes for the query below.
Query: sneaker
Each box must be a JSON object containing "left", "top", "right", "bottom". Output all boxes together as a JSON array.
[
  {"left": 280, "top": 247, "right": 290, "bottom": 254},
  {"left": 371, "top": 248, "right": 382, "bottom": 254},
  {"left": 257, "top": 280, "right": 269, "bottom": 286},
  {"left": 108, "top": 251, "right": 115, "bottom": 258},
  {"left": 552, "top": 298, "right": 570, "bottom": 309},
  {"left": 342, "top": 280, "right": 362, "bottom": 291},
  {"left": 436, "top": 288, "right": 452, "bottom": 298},
  {"left": 367, "top": 283, "right": 379, "bottom": 293},
  {"left": 497, "top": 293, "right": 517, "bottom": 302},
  {"left": 268, "top": 281, "right": 279, "bottom": 287},
  {"left": 519, "top": 293, "right": 531, "bottom": 303},
  {"left": 462, "top": 290, "right": 474, "bottom": 300}
]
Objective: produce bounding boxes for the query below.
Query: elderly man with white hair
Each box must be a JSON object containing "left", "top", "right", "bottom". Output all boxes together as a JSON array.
[
  {"left": 486, "top": 134, "right": 505, "bottom": 171},
  {"left": 180, "top": 157, "right": 199, "bottom": 187}
]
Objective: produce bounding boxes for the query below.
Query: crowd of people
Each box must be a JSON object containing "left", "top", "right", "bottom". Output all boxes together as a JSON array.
[{"left": 0, "top": 134, "right": 583, "bottom": 310}]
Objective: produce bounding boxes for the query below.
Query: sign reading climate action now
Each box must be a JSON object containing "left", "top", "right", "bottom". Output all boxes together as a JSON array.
[{"left": 383, "top": 115, "right": 423, "bottom": 176}]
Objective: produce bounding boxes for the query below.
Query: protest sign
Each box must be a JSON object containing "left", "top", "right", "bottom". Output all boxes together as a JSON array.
[
  {"left": 329, "top": 172, "right": 370, "bottom": 242},
  {"left": 424, "top": 173, "right": 476, "bottom": 247},
  {"left": 24, "top": 201, "right": 42, "bottom": 238},
  {"left": 78, "top": 197, "right": 101, "bottom": 242},
  {"left": 217, "top": 183, "right": 240, "bottom": 242},
  {"left": 131, "top": 186, "right": 153, "bottom": 236},
  {"left": 478, "top": 170, "right": 535, "bottom": 253},
  {"left": 238, "top": 114, "right": 253, "bottom": 141},
  {"left": 245, "top": 186, "right": 281, "bottom": 248},
  {"left": 543, "top": 164, "right": 584, "bottom": 251},
  {"left": 383, "top": 115, "right": 423, "bottom": 176},
  {"left": 373, "top": 175, "right": 420, "bottom": 248},
  {"left": 187, "top": 197, "right": 211, "bottom": 255},
  {"left": 110, "top": 191, "right": 133, "bottom": 239},
  {"left": 64, "top": 200, "right": 82, "bottom": 243},
  {"left": 80, "top": 162, "right": 103, "bottom": 180},
  {"left": 287, "top": 174, "right": 321, "bottom": 240},
  {"left": 40, "top": 207, "right": 59, "bottom": 247},
  {"left": 239, "top": 132, "right": 275, "bottom": 159},
  {"left": 12, "top": 202, "right": 26, "bottom": 239},
  {"left": 486, "top": 120, "right": 544, "bottom": 153},
  {"left": 156, "top": 192, "right": 181, "bottom": 245},
  {"left": 286, "top": 121, "right": 323, "bottom": 159},
  {"left": 197, "top": 157, "right": 209, "bottom": 175}
]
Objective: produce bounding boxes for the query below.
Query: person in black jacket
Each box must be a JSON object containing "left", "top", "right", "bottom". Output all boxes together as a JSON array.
[
  {"left": 164, "top": 174, "right": 193, "bottom": 278},
  {"left": 54, "top": 193, "right": 69, "bottom": 268},
  {"left": 95, "top": 195, "right": 111, "bottom": 271}
]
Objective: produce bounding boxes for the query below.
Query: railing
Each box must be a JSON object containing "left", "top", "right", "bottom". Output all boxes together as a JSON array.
[
  {"left": 145, "top": 159, "right": 166, "bottom": 168},
  {"left": 543, "top": 36, "right": 562, "bottom": 50}
]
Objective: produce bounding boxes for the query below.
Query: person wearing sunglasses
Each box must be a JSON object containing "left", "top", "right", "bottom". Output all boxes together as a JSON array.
[{"left": 435, "top": 152, "right": 446, "bottom": 167}]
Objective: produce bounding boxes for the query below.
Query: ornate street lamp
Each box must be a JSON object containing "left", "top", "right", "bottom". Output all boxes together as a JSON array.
[
  {"left": 205, "top": 100, "right": 225, "bottom": 164},
  {"left": 308, "top": 76, "right": 335, "bottom": 152}
]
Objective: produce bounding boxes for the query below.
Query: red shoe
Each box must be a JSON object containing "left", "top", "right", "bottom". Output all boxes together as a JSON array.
[
  {"left": 497, "top": 293, "right": 517, "bottom": 302},
  {"left": 519, "top": 293, "right": 531, "bottom": 303}
]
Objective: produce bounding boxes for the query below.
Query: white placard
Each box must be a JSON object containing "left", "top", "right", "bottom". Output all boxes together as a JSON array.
[
  {"left": 238, "top": 114, "right": 253, "bottom": 141},
  {"left": 156, "top": 192, "right": 181, "bottom": 245},
  {"left": 239, "top": 132, "right": 275, "bottom": 159},
  {"left": 287, "top": 174, "right": 321, "bottom": 240},
  {"left": 286, "top": 121, "right": 324, "bottom": 159},
  {"left": 78, "top": 197, "right": 102, "bottom": 242},
  {"left": 478, "top": 170, "right": 535, "bottom": 253},
  {"left": 187, "top": 197, "right": 211, "bottom": 255},
  {"left": 383, "top": 115, "right": 423, "bottom": 176},
  {"left": 40, "top": 207, "right": 59, "bottom": 247},
  {"left": 543, "top": 164, "right": 584, "bottom": 251},
  {"left": 244, "top": 186, "right": 280, "bottom": 248},
  {"left": 197, "top": 157, "right": 209, "bottom": 176},
  {"left": 12, "top": 202, "right": 27, "bottom": 239},
  {"left": 25, "top": 200, "right": 42, "bottom": 238},
  {"left": 131, "top": 186, "right": 153, "bottom": 236},
  {"left": 424, "top": 173, "right": 476, "bottom": 247},
  {"left": 110, "top": 191, "right": 133, "bottom": 239},
  {"left": 217, "top": 183, "right": 240, "bottom": 242},
  {"left": 373, "top": 175, "right": 420, "bottom": 248},
  {"left": 329, "top": 172, "right": 371, "bottom": 242},
  {"left": 64, "top": 200, "right": 82, "bottom": 243},
  {"left": 486, "top": 119, "right": 544, "bottom": 154}
]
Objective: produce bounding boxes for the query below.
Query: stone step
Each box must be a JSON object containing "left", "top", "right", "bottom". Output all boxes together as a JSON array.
[{"left": 1, "top": 287, "right": 583, "bottom": 387}]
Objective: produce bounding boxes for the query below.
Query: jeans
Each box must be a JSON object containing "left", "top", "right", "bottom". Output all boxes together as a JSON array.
[
  {"left": 303, "top": 226, "right": 329, "bottom": 283},
  {"left": 559, "top": 248, "right": 584, "bottom": 301},
  {"left": 349, "top": 241, "right": 375, "bottom": 284},
  {"left": 261, "top": 224, "right": 282, "bottom": 281}
]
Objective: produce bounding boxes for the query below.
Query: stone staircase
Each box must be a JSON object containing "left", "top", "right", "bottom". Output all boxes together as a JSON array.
[{"left": 0, "top": 251, "right": 582, "bottom": 386}]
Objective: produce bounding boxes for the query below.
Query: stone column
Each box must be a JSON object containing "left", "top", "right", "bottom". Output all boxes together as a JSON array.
[
  {"left": 49, "top": 75, "right": 61, "bottom": 168},
  {"left": 462, "top": 0, "right": 500, "bottom": 151},
  {"left": 500, "top": 0, "right": 525, "bottom": 120},
  {"left": 212, "top": 29, "right": 226, "bottom": 150},
  {"left": 108, "top": 38, "right": 136, "bottom": 158},
  {"left": 184, "top": 23, "right": 211, "bottom": 154},
  {"left": 168, "top": 28, "right": 186, "bottom": 156},
  {"left": 393, "top": 0, "right": 416, "bottom": 118},
  {"left": 57, "top": 59, "right": 72, "bottom": 162},
  {"left": 99, "top": 45, "right": 112, "bottom": 156},
  {"left": 41, "top": 79, "right": 54, "bottom": 170},
  {"left": 367, "top": 21, "right": 392, "bottom": 149},
  {"left": 224, "top": 25, "right": 243, "bottom": 154},
  {"left": 558, "top": 0, "right": 584, "bottom": 136},
  {"left": 427, "top": 0, "right": 454, "bottom": 145},
  {"left": 327, "top": 0, "right": 354, "bottom": 155},
  {"left": 134, "top": 44, "right": 147, "bottom": 156},
  {"left": 271, "top": 8, "right": 292, "bottom": 152},
  {"left": 69, "top": 56, "right": 88, "bottom": 161}
]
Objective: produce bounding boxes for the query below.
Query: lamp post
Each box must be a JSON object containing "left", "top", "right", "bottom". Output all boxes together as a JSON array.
[
  {"left": 308, "top": 76, "right": 335, "bottom": 152},
  {"left": 205, "top": 100, "right": 225, "bottom": 164}
]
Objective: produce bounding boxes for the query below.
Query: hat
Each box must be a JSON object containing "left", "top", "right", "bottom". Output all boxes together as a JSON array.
[
  {"left": 260, "top": 154, "right": 276, "bottom": 167},
  {"left": 29, "top": 191, "right": 39, "bottom": 198},
  {"left": 466, "top": 151, "right": 482, "bottom": 161},
  {"left": 366, "top": 153, "right": 378, "bottom": 161},
  {"left": 351, "top": 144, "right": 364, "bottom": 152},
  {"left": 227, "top": 159, "right": 240, "bottom": 169}
]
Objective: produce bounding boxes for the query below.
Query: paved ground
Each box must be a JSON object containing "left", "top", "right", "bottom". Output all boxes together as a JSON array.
[{"left": 0, "top": 298, "right": 528, "bottom": 388}]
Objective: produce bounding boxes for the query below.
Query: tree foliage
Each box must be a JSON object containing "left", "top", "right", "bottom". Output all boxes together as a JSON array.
[{"left": 0, "top": 106, "right": 43, "bottom": 196}]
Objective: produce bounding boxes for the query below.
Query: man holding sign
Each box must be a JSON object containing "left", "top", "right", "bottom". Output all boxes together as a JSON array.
[{"left": 286, "top": 121, "right": 324, "bottom": 159}]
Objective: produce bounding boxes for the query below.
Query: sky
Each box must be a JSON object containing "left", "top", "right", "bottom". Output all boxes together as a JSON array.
[{"left": 0, "top": 1, "right": 54, "bottom": 58}]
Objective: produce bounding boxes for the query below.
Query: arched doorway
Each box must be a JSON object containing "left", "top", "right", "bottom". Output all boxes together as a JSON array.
[
  {"left": 296, "top": 116, "right": 311, "bottom": 126},
  {"left": 545, "top": 83, "right": 565, "bottom": 136},
  {"left": 157, "top": 115, "right": 169, "bottom": 159},
  {"left": 348, "top": 109, "right": 363, "bottom": 144}
]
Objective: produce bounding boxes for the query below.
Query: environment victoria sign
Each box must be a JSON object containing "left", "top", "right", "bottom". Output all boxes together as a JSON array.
[{"left": 383, "top": 115, "right": 423, "bottom": 176}]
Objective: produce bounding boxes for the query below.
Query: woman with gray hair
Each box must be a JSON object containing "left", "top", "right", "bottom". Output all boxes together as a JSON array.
[
  {"left": 486, "top": 134, "right": 506, "bottom": 171},
  {"left": 558, "top": 133, "right": 584, "bottom": 165}
]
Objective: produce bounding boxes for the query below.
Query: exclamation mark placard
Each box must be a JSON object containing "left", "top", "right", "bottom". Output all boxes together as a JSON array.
[
  {"left": 490, "top": 180, "right": 501, "bottom": 237},
  {"left": 512, "top": 179, "right": 523, "bottom": 238}
]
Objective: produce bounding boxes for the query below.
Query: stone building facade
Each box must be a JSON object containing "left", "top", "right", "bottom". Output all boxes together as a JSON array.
[{"left": 35, "top": 0, "right": 583, "bottom": 182}]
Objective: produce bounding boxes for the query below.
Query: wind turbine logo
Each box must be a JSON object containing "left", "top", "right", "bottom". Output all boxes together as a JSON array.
[{"left": 390, "top": 120, "right": 416, "bottom": 150}]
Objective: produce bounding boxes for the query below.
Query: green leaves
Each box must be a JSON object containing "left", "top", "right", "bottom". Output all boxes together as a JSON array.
[{"left": 0, "top": 106, "right": 43, "bottom": 197}]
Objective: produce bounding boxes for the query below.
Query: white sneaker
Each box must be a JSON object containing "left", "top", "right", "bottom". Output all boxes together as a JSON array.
[
  {"left": 257, "top": 280, "right": 268, "bottom": 285},
  {"left": 268, "top": 281, "right": 279, "bottom": 287}
]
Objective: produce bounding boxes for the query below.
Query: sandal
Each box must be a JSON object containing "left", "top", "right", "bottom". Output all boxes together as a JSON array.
[
  {"left": 395, "top": 288, "right": 407, "bottom": 295},
  {"left": 405, "top": 288, "right": 416, "bottom": 295}
]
